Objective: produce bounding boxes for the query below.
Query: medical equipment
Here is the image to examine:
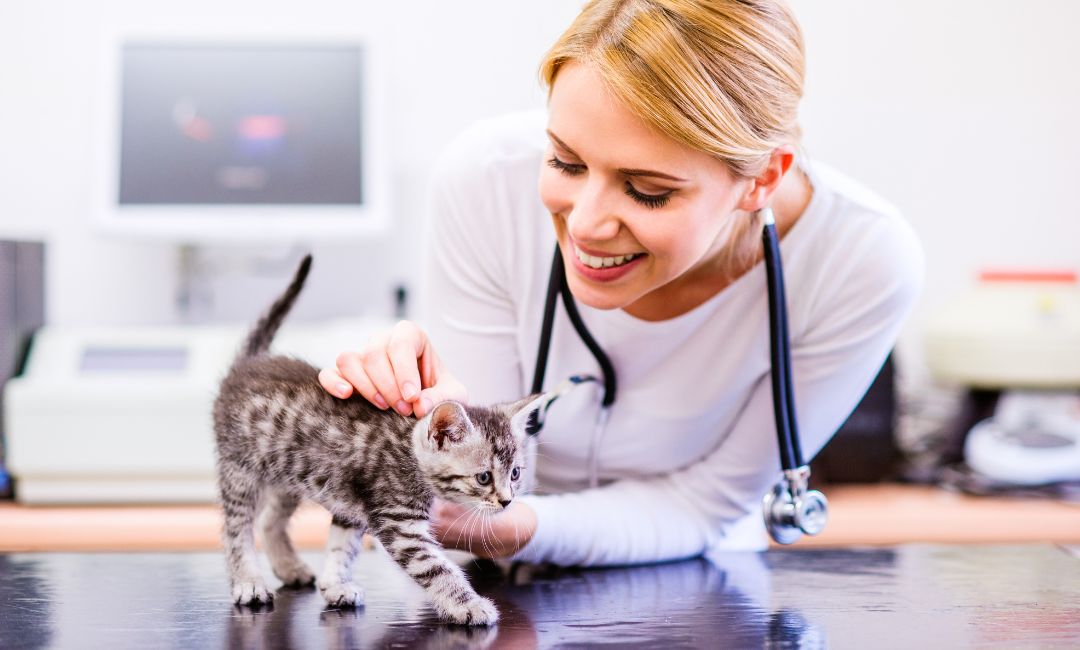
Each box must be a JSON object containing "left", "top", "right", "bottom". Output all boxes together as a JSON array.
[
  {"left": 528, "top": 207, "right": 828, "bottom": 545},
  {"left": 95, "top": 35, "right": 391, "bottom": 243},
  {"left": 925, "top": 270, "right": 1080, "bottom": 485},
  {"left": 925, "top": 271, "right": 1080, "bottom": 387},
  {"left": 964, "top": 391, "right": 1080, "bottom": 486},
  {"left": 4, "top": 317, "right": 391, "bottom": 504}
]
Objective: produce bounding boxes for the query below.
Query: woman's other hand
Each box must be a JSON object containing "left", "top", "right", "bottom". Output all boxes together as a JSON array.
[
  {"left": 318, "top": 320, "right": 467, "bottom": 418},
  {"left": 431, "top": 498, "right": 538, "bottom": 559}
]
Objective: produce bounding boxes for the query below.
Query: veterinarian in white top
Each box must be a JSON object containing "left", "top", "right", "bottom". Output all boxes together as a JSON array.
[
  {"left": 321, "top": 0, "right": 924, "bottom": 566},
  {"left": 421, "top": 109, "right": 921, "bottom": 564}
]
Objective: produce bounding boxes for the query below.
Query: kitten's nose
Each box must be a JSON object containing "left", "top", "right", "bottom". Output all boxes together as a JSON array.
[{"left": 499, "top": 499, "right": 512, "bottom": 509}]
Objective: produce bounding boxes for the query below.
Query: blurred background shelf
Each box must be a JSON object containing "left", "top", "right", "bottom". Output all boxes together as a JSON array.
[{"left": 1, "top": 483, "right": 1077, "bottom": 553}]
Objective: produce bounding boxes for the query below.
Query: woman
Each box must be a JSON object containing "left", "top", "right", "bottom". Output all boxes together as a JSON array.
[{"left": 319, "top": 0, "right": 923, "bottom": 566}]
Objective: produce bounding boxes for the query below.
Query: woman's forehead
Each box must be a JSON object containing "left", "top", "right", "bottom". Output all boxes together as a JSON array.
[{"left": 547, "top": 62, "right": 729, "bottom": 182}]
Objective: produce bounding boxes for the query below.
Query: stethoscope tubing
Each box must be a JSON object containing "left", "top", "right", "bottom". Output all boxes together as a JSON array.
[
  {"left": 761, "top": 216, "right": 804, "bottom": 471},
  {"left": 532, "top": 247, "right": 616, "bottom": 407},
  {"left": 532, "top": 211, "right": 807, "bottom": 470},
  {"left": 534, "top": 218, "right": 803, "bottom": 473},
  {"left": 530, "top": 208, "right": 825, "bottom": 544},
  {"left": 531, "top": 247, "right": 564, "bottom": 397}
]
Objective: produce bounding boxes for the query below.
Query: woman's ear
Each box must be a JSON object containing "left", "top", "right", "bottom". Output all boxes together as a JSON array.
[{"left": 736, "top": 146, "right": 796, "bottom": 213}]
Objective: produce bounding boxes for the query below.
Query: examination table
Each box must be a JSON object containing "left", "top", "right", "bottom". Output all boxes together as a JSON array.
[{"left": 1, "top": 543, "right": 1078, "bottom": 648}]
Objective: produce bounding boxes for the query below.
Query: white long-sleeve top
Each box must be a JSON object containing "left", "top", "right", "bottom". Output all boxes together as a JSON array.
[{"left": 421, "top": 111, "right": 924, "bottom": 566}]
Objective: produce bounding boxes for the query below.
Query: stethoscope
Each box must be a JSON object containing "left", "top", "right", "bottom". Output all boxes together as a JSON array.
[{"left": 527, "top": 207, "right": 828, "bottom": 545}]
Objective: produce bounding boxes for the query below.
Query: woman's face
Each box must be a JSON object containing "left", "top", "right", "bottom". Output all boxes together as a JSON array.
[{"left": 539, "top": 62, "right": 753, "bottom": 316}]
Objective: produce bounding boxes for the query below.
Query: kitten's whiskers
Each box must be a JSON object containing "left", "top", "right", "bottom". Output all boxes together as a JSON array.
[{"left": 452, "top": 505, "right": 480, "bottom": 552}]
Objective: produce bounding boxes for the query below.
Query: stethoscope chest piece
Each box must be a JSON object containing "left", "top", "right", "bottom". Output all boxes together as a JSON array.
[{"left": 762, "top": 466, "right": 829, "bottom": 545}]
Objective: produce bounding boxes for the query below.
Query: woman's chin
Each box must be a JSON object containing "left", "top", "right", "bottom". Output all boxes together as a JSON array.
[{"left": 562, "top": 272, "right": 634, "bottom": 307}]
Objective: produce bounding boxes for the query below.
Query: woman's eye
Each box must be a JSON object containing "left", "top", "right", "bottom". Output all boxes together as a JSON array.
[
  {"left": 624, "top": 182, "right": 672, "bottom": 209},
  {"left": 475, "top": 471, "right": 492, "bottom": 486},
  {"left": 510, "top": 467, "right": 521, "bottom": 481},
  {"left": 547, "top": 156, "right": 585, "bottom": 176}
]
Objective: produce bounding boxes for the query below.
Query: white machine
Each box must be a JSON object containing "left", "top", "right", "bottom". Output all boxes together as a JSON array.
[
  {"left": 0, "top": 30, "right": 402, "bottom": 505},
  {"left": 4, "top": 318, "right": 391, "bottom": 504},
  {"left": 963, "top": 391, "right": 1080, "bottom": 486},
  {"left": 925, "top": 271, "right": 1080, "bottom": 485},
  {"left": 925, "top": 271, "right": 1080, "bottom": 387}
]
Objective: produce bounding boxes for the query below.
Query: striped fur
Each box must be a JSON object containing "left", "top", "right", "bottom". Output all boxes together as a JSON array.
[{"left": 213, "top": 257, "right": 534, "bottom": 626}]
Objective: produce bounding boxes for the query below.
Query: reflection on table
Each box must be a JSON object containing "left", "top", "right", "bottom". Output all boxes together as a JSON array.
[{"left": 1, "top": 545, "right": 1078, "bottom": 649}]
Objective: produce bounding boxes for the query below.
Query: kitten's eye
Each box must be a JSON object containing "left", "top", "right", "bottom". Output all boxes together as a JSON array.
[
  {"left": 475, "top": 471, "right": 492, "bottom": 486},
  {"left": 510, "top": 467, "right": 521, "bottom": 481}
]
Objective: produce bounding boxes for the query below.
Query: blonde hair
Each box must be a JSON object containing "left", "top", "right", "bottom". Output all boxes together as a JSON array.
[{"left": 540, "top": 0, "right": 806, "bottom": 280}]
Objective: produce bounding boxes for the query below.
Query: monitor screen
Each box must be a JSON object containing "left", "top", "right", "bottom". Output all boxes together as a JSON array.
[{"left": 117, "top": 43, "right": 364, "bottom": 206}]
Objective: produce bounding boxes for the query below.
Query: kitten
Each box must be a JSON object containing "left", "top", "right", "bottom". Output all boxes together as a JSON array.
[{"left": 213, "top": 255, "right": 541, "bottom": 626}]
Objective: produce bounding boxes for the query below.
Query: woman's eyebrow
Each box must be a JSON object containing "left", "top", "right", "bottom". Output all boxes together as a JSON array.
[
  {"left": 547, "top": 130, "right": 582, "bottom": 158},
  {"left": 618, "top": 167, "right": 688, "bottom": 183},
  {"left": 546, "top": 129, "right": 688, "bottom": 183}
]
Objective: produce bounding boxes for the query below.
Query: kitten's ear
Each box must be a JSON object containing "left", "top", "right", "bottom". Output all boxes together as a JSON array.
[
  {"left": 505, "top": 376, "right": 595, "bottom": 437},
  {"left": 505, "top": 394, "right": 552, "bottom": 438},
  {"left": 428, "top": 401, "right": 471, "bottom": 450}
]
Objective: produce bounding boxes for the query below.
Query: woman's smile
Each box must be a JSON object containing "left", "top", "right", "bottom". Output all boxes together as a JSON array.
[{"left": 569, "top": 239, "right": 647, "bottom": 282}]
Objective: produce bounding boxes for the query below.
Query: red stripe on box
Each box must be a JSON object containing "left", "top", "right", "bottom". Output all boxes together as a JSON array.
[{"left": 979, "top": 270, "right": 1077, "bottom": 283}]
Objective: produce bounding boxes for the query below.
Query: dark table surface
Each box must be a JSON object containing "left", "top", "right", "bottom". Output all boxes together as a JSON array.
[{"left": 1, "top": 544, "right": 1078, "bottom": 649}]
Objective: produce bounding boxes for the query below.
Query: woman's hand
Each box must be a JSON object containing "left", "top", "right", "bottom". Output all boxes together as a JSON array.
[
  {"left": 431, "top": 499, "right": 538, "bottom": 559},
  {"left": 318, "top": 320, "right": 467, "bottom": 419}
]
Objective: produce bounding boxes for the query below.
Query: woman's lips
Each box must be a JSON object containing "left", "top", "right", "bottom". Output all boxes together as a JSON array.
[{"left": 567, "top": 242, "right": 645, "bottom": 282}]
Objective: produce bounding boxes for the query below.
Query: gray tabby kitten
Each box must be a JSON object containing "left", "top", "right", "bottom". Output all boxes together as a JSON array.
[{"left": 213, "top": 255, "right": 541, "bottom": 626}]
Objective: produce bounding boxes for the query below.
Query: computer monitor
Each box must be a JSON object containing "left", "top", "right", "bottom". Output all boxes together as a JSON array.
[{"left": 96, "top": 37, "right": 389, "bottom": 242}]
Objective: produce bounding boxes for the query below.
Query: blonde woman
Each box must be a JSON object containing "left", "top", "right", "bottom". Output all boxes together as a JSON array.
[{"left": 320, "top": 0, "right": 923, "bottom": 565}]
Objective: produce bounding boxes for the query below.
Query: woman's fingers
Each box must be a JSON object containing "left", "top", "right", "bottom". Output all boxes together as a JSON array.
[
  {"left": 325, "top": 320, "right": 467, "bottom": 418},
  {"left": 414, "top": 377, "right": 468, "bottom": 419},
  {"left": 357, "top": 337, "right": 407, "bottom": 413},
  {"left": 318, "top": 367, "right": 354, "bottom": 399},
  {"left": 386, "top": 321, "right": 427, "bottom": 408},
  {"left": 335, "top": 349, "right": 391, "bottom": 410}
]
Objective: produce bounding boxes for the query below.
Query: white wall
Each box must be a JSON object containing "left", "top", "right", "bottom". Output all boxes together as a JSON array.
[
  {"left": 0, "top": 0, "right": 583, "bottom": 325},
  {"left": 1, "top": 0, "right": 1078, "bottom": 375},
  {"left": 792, "top": 0, "right": 1080, "bottom": 375}
]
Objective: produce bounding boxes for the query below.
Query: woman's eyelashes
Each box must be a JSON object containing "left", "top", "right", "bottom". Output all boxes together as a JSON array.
[
  {"left": 547, "top": 155, "right": 585, "bottom": 176},
  {"left": 624, "top": 182, "right": 671, "bottom": 208},
  {"left": 548, "top": 155, "right": 674, "bottom": 209}
]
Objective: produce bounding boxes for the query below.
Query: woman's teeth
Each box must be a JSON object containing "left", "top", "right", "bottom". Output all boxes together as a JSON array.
[{"left": 574, "top": 245, "right": 640, "bottom": 269}]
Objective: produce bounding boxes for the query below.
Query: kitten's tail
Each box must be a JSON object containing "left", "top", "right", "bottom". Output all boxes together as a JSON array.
[{"left": 240, "top": 254, "right": 313, "bottom": 358}]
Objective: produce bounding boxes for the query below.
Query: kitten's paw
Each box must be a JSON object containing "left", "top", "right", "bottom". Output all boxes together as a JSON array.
[
  {"left": 440, "top": 596, "right": 499, "bottom": 626},
  {"left": 232, "top": 579, "right": 274, "bottom": 606},
  {"left": 319, "top": 581, "right": 365, "bottom": 608},
  {"left": 274, "top": 562, "right": 316, "bottom": 588}
]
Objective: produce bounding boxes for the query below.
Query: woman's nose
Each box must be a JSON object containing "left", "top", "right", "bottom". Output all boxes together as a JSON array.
[{"left": 566, "top": 182, "right": 620, "bottom": 242}]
